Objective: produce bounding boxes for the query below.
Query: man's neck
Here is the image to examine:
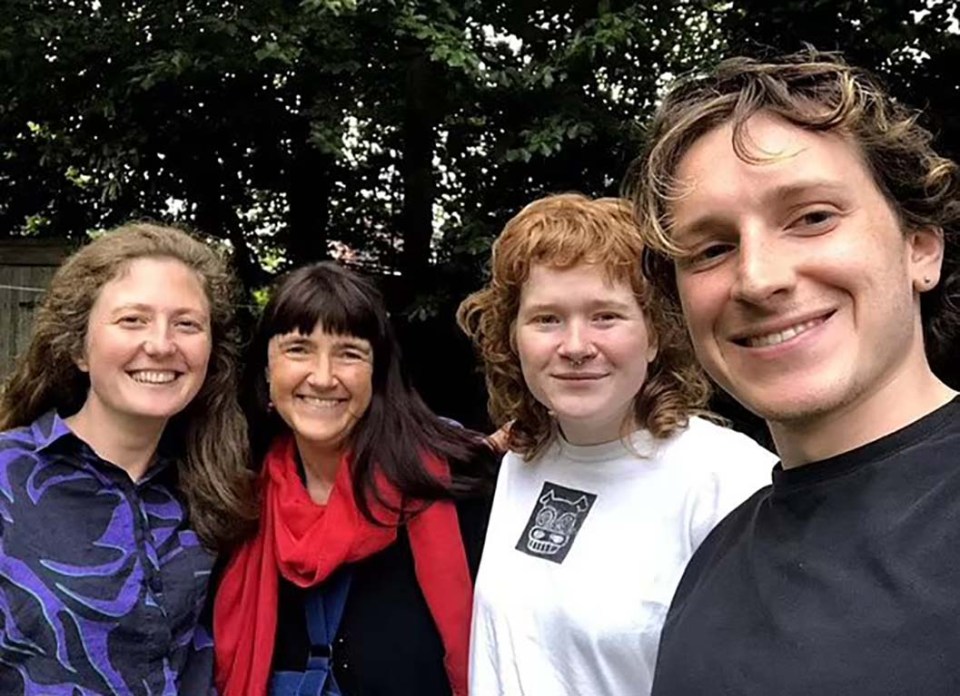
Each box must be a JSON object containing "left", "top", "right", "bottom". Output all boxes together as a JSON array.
[
  {"left": 771, "top": 364, "right": 956, "bottom": 469},
  {"left": 65, "top": 400, "right": 166, "bottom": 482}
]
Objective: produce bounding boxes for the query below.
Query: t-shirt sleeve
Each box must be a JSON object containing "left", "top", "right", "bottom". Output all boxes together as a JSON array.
[{"left": 688, "top": 427, "right": 776, "bottom": 551}]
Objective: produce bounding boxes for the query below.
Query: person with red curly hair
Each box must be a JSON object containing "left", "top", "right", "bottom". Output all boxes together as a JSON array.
[{"left": 458, "top": 193, "right": 774, "bottom": 695}]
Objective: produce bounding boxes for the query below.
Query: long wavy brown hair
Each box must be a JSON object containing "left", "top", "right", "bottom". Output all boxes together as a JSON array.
[
  {"left": 457, "top": 193, "right": 711, "bottom": 460},
  {"left": 624, "top": 47, "right": 960, "bottom": 370},
  {"left": 0, "top": 222, "right": 257, "bottom": 550}
]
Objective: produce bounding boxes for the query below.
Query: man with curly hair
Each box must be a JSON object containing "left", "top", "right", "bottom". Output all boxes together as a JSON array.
[
  {"left": 626, "top": 49, "right": 960, "bottom": 694},
  {"left": 458, "top": 193, "right": 773, "bottom": 695}
]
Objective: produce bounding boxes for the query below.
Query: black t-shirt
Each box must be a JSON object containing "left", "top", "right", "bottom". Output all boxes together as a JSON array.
[
  {"left": 652, "top": 396, "right": 960, "bottom": 696},
  {"left": 272, "top": 493, "right": 491, "bottom": 696}
]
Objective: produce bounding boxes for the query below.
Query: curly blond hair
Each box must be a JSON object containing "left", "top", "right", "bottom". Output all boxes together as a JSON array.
[
  {"left": 0, "top": 222, "right": 257, "bottom": 550},
  {"left": 624, "top": 48, "right": 960, "bottom": 366},
  {"left": 457, "top": 193, "right": 710, "bottom": 460}
]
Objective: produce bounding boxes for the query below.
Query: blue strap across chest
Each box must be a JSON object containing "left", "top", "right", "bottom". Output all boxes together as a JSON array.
[{"left": 269, "top": 568, "right": 353, "bottom": 696}]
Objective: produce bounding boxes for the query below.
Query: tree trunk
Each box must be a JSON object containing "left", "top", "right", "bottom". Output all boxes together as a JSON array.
[
  {"left": 285, "top": 119, "right": 335, "bottom": 265},
  {"left": 399, "top": 50, "right": 439, "bottom": 287},
  {"left": 195, "top": 192, "right": 261, "bottom": 295}
]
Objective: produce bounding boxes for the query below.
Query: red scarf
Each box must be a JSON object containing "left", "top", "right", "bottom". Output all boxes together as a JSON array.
[{"left": 213, "top": 434, "right": 472, "bottom": 696}]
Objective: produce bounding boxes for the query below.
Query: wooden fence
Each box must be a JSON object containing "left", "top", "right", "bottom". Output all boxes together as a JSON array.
[{"left": 0, "top": 239, "right": 74, "bottom": 380}]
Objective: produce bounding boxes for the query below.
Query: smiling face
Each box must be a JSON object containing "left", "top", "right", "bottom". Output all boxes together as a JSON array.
[
  {"left": 267, "top": 323, "right": 374, "bottom": 458},
  {"left": 75, "top": 256, "right": 212, "bottom": 428},
  {"left": 669, "top": 112, "right": 944, "bottom": 437},
  {"left": 514, "top": 263, "right": 658, "bottom": 445}
]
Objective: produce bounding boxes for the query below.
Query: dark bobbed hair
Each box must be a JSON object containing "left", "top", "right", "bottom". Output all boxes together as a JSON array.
[{"left": 245, "top": 261, "right": 493, "bottom": 523}]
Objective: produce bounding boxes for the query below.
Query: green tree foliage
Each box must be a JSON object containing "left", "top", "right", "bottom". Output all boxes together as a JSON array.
[
  {"left": 0, "top": 1, "right": 721, "bottom": 292},
  {"left": 2, "top": 0, "right": 957, "bottom": 422},
  {"left": 3, "top": 1, "right": 957, "bottom": 289},
  {"left": 715, "top": 0, "right": 960, "bottom": 161}
]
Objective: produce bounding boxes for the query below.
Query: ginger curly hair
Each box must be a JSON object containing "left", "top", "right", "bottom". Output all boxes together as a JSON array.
[{"left": 457, "top": 193, "right": 710, "bottom": 460}]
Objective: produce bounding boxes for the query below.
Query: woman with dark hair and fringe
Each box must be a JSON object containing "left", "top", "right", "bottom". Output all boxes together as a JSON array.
[
  {"left": 457, "top": 193, "right": 774, "bottom": 696},
  {"left": 0, "top": 222, "right": 256, "bottom": 694},
  {"left": 213, "top": 261, "right": 494, "bottom": 696}
]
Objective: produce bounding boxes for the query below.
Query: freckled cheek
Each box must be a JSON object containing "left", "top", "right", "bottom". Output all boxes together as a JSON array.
[
  {"left": 90, "top": 338, "right": 128, "bottom": 363},
  {"left": 86, "top": 327, "right": 132, "bottom": 359},
  {"left": 515, "top": 331, "right": 555, "bottom": 370}
]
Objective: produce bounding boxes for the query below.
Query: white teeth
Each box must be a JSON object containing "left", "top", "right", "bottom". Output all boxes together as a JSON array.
[
  {"left": 130, "top": 370, "right": 177, "bottom": 384},
  {"left": 746, "top": 319, "right": 823, "bottom": 348},
  {"left": 297, "top": 396, "right": 343, "bottom": 408}
]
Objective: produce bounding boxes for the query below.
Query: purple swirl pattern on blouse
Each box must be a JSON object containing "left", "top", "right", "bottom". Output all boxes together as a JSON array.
[{"left": 0, "top": 412, "right": 215, "bottom": 694}]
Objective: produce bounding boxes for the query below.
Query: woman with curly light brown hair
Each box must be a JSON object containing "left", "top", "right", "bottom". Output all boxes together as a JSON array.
[
  {"left": 0, "top": 222, "right": 256, "bottom": 694},
  {"left": 457, "top": 192, "right": 773, "bottom": 696}
]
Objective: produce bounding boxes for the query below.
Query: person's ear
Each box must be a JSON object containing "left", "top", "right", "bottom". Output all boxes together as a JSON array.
[{"left": 908, "top": 226, "right": 944, "bottom": 293}]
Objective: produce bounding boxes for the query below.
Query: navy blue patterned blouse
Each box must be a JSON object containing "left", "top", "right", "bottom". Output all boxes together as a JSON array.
[{"left": 0, "top": 411, "right": 215, "bottom": 695}]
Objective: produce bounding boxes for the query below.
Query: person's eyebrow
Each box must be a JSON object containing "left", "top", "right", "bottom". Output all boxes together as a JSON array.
[
  {"left": 518, "top": 302, "right": 559, "bottom": 314},
  {"left": 333, "top": 338, "right": 372, "bottom": 354},
  {"left": 765, "top": 179, "right": 850, "bottom": 204},
  {"left": 275, "top": 333, "right": 312, "bottom": 346},
  {"left": 672, "top": 179, "right": 850, "bottom": 244},
  {"left": 109, "top": 303, "right": 154, "bottom": 314},
  {"left": 519, "top": 299, "right": 636, "bottom": 313}
]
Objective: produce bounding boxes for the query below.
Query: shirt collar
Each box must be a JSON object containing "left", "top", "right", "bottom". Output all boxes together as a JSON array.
[
  {"left": 31, "top": 409, "right": 175, "bottom": 482},
  {"left": 31, "top": 410, "right": 77, "bottom": 453}
]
